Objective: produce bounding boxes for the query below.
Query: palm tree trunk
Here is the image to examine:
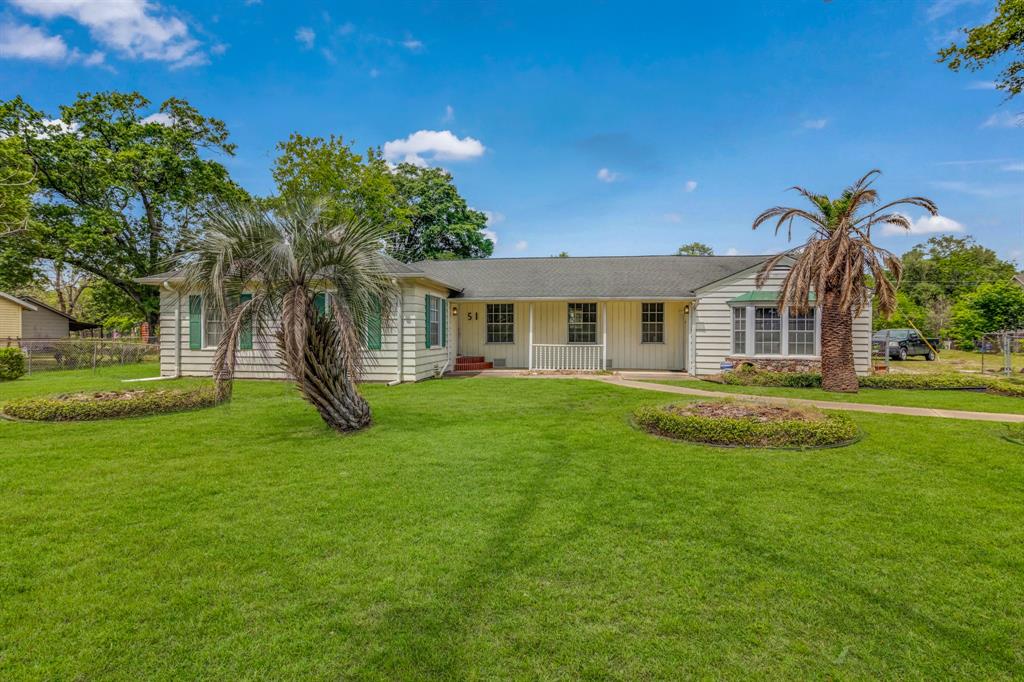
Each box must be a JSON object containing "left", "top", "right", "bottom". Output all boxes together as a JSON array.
[
  {"left": 283, "top": 307, "right": 371, "bottom": 433},
  {"left": 819, "top": 288, "right": 859, "bottom": 393}
]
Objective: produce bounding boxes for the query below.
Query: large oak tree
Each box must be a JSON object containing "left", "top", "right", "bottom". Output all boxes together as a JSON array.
[{"left": 0, "top": 92, "right": 246, "bottom": 326}]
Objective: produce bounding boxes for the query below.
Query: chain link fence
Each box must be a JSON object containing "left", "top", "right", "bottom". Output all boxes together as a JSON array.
[{"left": 2, "top": 337, "right": 159, "bottom": 374}]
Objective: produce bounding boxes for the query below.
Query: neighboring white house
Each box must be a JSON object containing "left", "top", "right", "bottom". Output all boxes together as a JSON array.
[{"left": 138, "top": 254, "right": 872, "bottom": 381}]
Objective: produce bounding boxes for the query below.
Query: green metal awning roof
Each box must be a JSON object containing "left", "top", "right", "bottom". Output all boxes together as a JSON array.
[{"left": 728, "top": 290, "right": 816, "bottom": 303}]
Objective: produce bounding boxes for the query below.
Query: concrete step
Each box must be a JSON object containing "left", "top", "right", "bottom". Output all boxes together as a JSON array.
[{"left": 453, "top": 361, "right": 493, "bottom": 371}]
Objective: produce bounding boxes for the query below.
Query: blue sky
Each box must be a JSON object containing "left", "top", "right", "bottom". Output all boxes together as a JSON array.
[{"left": 1, "top": 0, "right": 1022, "bottom": 263}]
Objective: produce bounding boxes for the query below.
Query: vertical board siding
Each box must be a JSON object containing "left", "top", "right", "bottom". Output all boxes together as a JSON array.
[
  {"left": 454, "top": 300, "right": 688, "bottom": 370},
  {"left": 691, "top": 265, "right": 872, "bottom": 376},
  {"left": 0, "top": 297, "right": 22, "bottom": 339},
  {"left": 19, "top": 308, "right": 68, "bottom": 339}
]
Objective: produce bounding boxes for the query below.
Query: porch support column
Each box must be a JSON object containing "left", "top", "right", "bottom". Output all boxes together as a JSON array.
[
  {"left": 528, "top": 302, "right": 534, "bottom": 370},
  {"left": 601, "top": 301, "right": 607, "bottom": 371}
]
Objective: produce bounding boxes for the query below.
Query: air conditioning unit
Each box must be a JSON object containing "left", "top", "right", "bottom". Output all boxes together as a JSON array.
[
  {"left": 493, "top": 358, "right": 507, "bottom": 368},
  {"left": 605, "top": 358, "right": 613, "bottom": 369}
]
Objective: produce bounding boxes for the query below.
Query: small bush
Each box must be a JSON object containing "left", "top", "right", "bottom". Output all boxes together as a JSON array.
[
  {"left": 2, "top": 386, "right": 220, "bottom": 422},
  {"left": 0, "top": 347, "right": 26, "bottom": 381},
  {"left": 634, "top": 403, "right": 858, "bottom": 448},
  {"left": 723, "top": 369, "right": 822, "bottom": 388}
]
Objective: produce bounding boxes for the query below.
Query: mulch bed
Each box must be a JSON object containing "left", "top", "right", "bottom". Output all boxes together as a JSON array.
[{"left": 668, "top": 401, "right": 821, "bottom": 422}]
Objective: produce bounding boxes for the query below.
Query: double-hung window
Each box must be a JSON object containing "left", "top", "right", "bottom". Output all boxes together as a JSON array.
[
  {"left": 731, "top": 303, "right": 819, "bottom": 356},
  {"left": 754, "top": 306, "right": 782, "bottom": 355},
  {"left": 486, "top": 303, "right": 514, "bottom": 343},
  {"left": 641, "top": 303, "right": 664, "bottom": 343},
  {"left": 428, "top": 295, "right": 443, "bottom": 347},
  {"left": 567, "top": 303, "right": 597, "bottom": 343},
  {"left": 732, "top": 307, "right": 747, "bottom": 354},
  {"left": 788, "top": 309, "right": 815, "bottom": 355},
  {"left": 204, "top": 299, "right": 225, "bottom": 348}
]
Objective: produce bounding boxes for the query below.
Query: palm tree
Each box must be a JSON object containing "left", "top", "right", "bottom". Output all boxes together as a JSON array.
[
  {"left": 753, "top": 170, "right": 937, "bottom": 392},
  {"left": 176, "top": 200, "right": 398, "bottom": 432}
]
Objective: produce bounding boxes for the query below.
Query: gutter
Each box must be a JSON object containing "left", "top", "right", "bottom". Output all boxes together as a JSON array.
[{"left": 162, "top": 280, "right": 181, "bottom": 378}]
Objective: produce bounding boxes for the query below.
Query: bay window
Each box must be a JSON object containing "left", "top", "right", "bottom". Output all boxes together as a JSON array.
[{"left": 731, "top": 304, "right": 819, "bottom": 357}]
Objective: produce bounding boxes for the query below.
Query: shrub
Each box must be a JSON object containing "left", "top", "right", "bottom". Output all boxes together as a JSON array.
[
  {"left": 2, "top": 386, "right": 220, "bottom": 422},
  {"left": 0, "top": 347, "right": 26, "bottom": 381},
  {"left": 723, "top": 369, "right": 822, "bottom": 388},
  {"left": 859, "top": 373, "right": 991, "bottom": 390},
  {"left": 633, "top": 402, "right": 858, "bottom": 448}
]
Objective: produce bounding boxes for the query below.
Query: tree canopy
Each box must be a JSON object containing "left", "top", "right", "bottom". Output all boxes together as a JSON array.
[
  {"left": 950, "top": 280, "right": 1024, "bottom": 343},
  {"left": 938, "top": 0, "right": 1024, "bottom": 98},
  {"left": 677, "top": 242, "right": 714, "bottom": 256},
  {"left": 272, "top": 136, "right": 493, "bottom": 263},
  {"left": 0, "top": 92, "right": 245, "bottom": 325}
]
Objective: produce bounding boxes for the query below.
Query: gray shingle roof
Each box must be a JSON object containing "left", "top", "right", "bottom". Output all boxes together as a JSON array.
[{"left": 412, "top": 255, "right": 770, "bottom": 299}]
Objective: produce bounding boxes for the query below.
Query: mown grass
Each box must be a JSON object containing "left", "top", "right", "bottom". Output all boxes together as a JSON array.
[
  {"left": 1, "top": 367, "right": 1023, "bottom": 678},
  {"left": 646, "top": 378, "right": 1024, "bottom": 414}
]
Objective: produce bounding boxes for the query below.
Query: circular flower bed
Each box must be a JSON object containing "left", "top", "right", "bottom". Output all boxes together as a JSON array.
[
  {"left": 2, "top": 386, "right": 220, "bottom": 422},
  {"left": 634, "top": 400, "right": 858, "bottom": 449}
]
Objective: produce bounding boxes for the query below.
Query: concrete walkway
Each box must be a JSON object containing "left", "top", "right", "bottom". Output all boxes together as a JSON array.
[{"left": 597, "top": 376, "right": 1024, "bottom": 423}]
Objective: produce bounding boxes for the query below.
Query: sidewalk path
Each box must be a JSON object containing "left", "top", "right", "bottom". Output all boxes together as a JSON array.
[{"left": 597, "top": 376, "right": 1024, "bottom": 423}]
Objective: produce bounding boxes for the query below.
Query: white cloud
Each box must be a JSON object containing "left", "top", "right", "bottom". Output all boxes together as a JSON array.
[
  {"left": 596, "top": 167, "right": 620, "bottom": 183},
  {"left": 11, "top": 0, "right": 205, "bottom": 67},
  {"left": 320, "top": 47, "right": 337, "bottom": 64},
  {"left": 369, "top": 67, "right": 380, "bottom": 78},
  {"left": 210, "top": 42, "right": 227, "bottom": 55},
  {"left": 482, "top": 229, "right": 497, "bottom": 245},
  {"left": 442, "top": 104, "right": 454, "bottom": 123},
  {"left": 244, "top": 0, "right": 262, "bottom": 5},
  {"left": 967, "top": 80, "right": 998, "bottom": 90},
  {"left": 382, "top": 130, "right": 485, "bottom": 166},
  {"left": 0, "top": 21, "right": 67, "bottom": 60},
  {"left": 295, "top": 27, "right": 315, "bottom": 49},
  {"left": 337, "top": 22, "right": 355, "bottom": 36},
  {"left": 725, "top": 247, "right": 740, "bottom": 256},
  {"left": 926, "top": 0, "right": 985, "bottom": 21},
  {"left": 683, "top": 179, "right": 697, "bottom": 192},
  {"left": 981, "top": 111, "right": 1024, "bottom": 128},
  {"left": 482, "top": 210, "right": 505, "bottom": 225},
  {"left": 141, "top": 112, "right": 174, "bottom": 126},
  {"left": 881, "top": 213, "right": 965, "bottom": 236},
  {"left": 514, "top": 240, "right": 528, "bottom": 252},
  {"left": 662, "top": 212, "right": 682, "bottom": 223},
  {"left": 1002, "top": 163, "right": 1024, "bottom": 172},
  {"left": 402, "top": 37, "right": 423, "bottom": 51},
  {"left": 802, "top": 118, "right": 828, "bottom": 130}
]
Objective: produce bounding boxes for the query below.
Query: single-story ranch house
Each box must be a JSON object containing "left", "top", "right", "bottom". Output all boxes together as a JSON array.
[
  {"left": 0, "top": 291, "right": 98, "bottom": 341},
  {"left": 138, "top": 255, "right": 872, "bottom": 381}
]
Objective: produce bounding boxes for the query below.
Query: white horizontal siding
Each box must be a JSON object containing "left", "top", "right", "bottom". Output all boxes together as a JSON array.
[
  {"left": 158, "top": 283, "right": 433, "bottom": 382},
  {"left": 691, "top": 265, "right": 872, "bottom": 376}
]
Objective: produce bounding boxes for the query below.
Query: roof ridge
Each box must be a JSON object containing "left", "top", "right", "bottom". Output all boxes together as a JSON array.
[{"left": 416, "top": 254, "right": 772, "bottom": 263}]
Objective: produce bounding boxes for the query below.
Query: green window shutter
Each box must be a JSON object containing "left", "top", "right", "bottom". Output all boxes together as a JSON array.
[
  {"left": 441, "top": 299, "right": 447, "bottom": 347},
  {"left": 424, "top": 294, "right": 432, "bottom": 349},
  {"left": 239, "top": 293, "right": 253, "bottom": 350},
  {"left": 188, "top": 295, "right": 202, "bottom": 350},
  {"left": 367, "top": 296, "right": 382, "bottom": 350},
  {"left": 314, "top": 292, "right": 327, "bottom": 317}
]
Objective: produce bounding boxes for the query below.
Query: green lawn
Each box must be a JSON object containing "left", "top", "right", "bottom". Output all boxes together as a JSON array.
[
  {"left": 2, "top": 368, "right": 1023, "bottom": 678},
  {"left": 892, "top": 348, "right": 1024, "bottom": 375},
  {"left": 645, "top": 378, "right": 1024, "bottom": 414}
]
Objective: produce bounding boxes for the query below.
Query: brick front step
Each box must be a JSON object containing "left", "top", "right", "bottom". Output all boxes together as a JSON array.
[
  {"left": 456, "top": 355, "right": 485, "bottom": 364},
  {"left": 453, "top": 361, "right": 493, "bottom": 371}
]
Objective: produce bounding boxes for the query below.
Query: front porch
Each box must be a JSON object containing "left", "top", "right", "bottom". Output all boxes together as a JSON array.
[{"left": 450, "top": 299, "right": 691, "bottom": 372}]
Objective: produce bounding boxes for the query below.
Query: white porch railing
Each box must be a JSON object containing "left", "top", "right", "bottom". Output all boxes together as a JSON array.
[{"left": 532, "top": 344, "right": 604, "bottom": 371}]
